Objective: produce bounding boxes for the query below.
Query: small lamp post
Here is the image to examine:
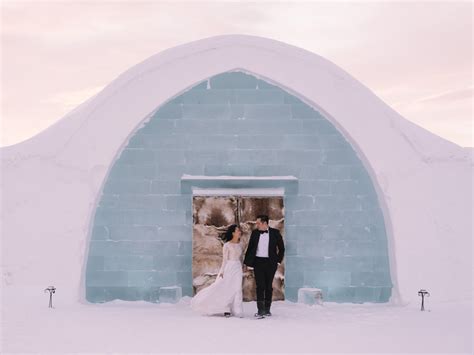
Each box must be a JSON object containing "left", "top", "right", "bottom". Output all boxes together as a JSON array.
[
  {"left": 44, "top": 286, "right": 56, "bottom": 308},
  {"left": 418, "top": 289, "right": 430, "bottom": 311}
]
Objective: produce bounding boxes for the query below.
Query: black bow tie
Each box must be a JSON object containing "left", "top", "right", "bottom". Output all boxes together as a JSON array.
[{"left": 258, "top": 230, "right": 269, "bottom": 235}]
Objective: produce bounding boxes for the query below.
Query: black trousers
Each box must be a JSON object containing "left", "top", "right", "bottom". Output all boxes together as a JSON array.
[{"left": 254, "top": 257, "right": 277, "bottom": 307}]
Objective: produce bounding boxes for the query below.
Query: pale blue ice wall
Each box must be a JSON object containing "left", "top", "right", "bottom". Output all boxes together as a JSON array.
[{"left": 86, "top": 72, "right": 392, "bottom": 303}]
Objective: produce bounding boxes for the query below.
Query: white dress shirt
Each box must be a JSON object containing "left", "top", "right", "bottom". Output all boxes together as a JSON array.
[{"left": 256, "top": 230, "right": 269, "bottom": 257}]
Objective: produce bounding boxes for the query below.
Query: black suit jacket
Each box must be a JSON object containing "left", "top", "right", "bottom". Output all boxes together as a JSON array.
[{"left": 244, "top": 227, "right": 285, "bottom": 267}]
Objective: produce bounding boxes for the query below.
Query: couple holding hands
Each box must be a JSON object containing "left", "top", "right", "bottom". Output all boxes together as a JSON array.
[{"left": 191, "top": 214, "right": 285, "bottom": 319}]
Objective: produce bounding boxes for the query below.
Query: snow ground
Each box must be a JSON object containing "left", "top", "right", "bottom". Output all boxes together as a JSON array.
[{"left": 2, "top": 287, "right": 472, "bottom": 354}]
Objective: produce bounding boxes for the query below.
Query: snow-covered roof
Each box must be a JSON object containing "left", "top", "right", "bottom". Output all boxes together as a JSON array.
[{"left": 2, "top": 34, "right": 469, "bottom": 168}]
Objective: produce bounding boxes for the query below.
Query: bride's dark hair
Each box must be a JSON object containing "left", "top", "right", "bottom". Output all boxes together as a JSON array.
[{"left": 223, "top": 224, "right": 239, "bottom": 242}]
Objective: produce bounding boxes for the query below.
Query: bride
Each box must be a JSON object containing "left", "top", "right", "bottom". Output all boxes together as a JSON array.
[{"left": 191, "top": 224, "right": 244, "bottom": 318}]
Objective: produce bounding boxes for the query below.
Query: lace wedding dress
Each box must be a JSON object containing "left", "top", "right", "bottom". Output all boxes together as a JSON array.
[{"left": 191, "top": 240, "right": 244, "bottom": 317}]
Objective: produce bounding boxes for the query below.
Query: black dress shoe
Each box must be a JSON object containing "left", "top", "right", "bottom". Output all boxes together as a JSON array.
[
  {"left": 224, "top": 312, "right": 231, "bottom": 317},
  {"left": 264, "top": 301, "right": 272, "bottom": 316},
  {"left": 256, "top": 301, "right": 266, "bottom": 318}
]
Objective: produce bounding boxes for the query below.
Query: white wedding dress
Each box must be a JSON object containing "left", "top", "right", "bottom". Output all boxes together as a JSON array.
[{"left": 191, "top": 240, "right": 244, "bottom": 317}]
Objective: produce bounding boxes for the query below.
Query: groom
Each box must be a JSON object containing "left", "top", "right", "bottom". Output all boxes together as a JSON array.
[{"left": 244, "top": 214, "right": 285, "bottom": 318}]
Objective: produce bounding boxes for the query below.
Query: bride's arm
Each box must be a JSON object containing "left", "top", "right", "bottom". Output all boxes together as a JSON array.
[{"left": 216, "top": 243, "right": 228, "bottom": 278}]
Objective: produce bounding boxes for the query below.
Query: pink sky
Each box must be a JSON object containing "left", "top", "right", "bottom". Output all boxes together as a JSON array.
[{"left": 1, "top": 1, "right": 472, "bottom": 147}]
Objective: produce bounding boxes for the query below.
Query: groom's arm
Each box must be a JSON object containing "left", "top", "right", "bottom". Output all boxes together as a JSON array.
[
  {"left": 276, "top": 230, "right": 285, "bottom": 264},
  {"left": 243, "top": 231, "right": 256, "bottom": 267}
]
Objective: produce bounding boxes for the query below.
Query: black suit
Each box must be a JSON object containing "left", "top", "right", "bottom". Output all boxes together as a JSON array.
[{"left": 244, "top": 227, "right": 285, "bottom": 314}]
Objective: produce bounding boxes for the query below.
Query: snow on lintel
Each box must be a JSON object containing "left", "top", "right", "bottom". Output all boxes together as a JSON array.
[
  {"left": 192, "top": 187, "right": 285, "bottom": 196},
  {"left": 180, "top": 175, "right": 298, "bottom": 195},
  {"left": 181, "top": 175, "right": 298, "bottom": 181}
]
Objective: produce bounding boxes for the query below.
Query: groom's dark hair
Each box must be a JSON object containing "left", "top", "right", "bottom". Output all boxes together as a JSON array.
[{"left": 256, "top": 214, "right": 269, "bottom": 224}]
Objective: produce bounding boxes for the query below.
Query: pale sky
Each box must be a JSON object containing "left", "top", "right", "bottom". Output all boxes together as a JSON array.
[{"left": 1, "top": 0, "right": 472, "bottom": 147}]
